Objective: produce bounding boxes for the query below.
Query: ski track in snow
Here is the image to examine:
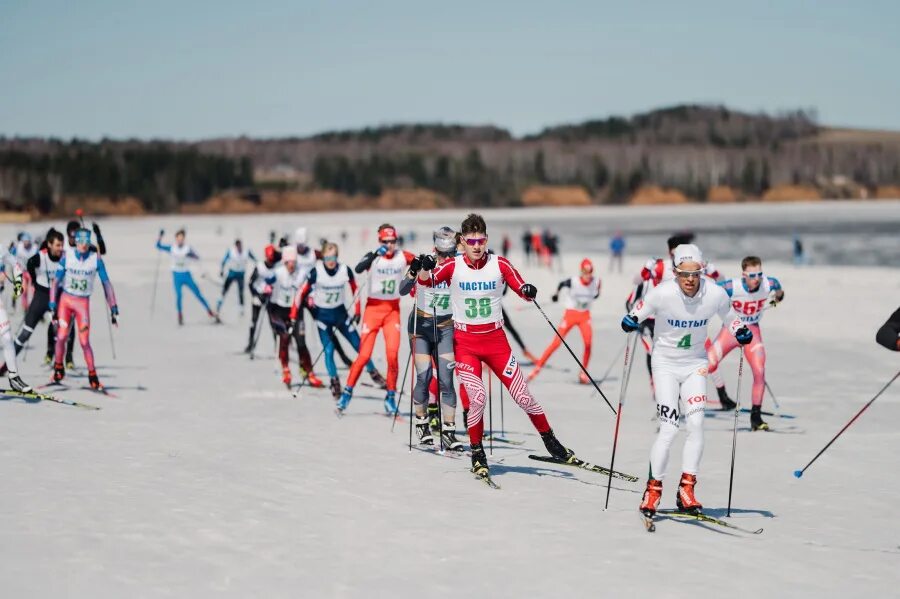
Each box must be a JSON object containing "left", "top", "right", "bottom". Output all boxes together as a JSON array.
[{"left": 0, "top": 203, "right": 898, "bottom": 598}]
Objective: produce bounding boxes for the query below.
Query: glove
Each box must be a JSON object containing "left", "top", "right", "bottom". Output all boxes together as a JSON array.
[
  {"left": 376, "top": 245, "right": 388, "bottom": 256},
  {"left": 158, "top": 229, "right": 165, "bottom": 238},
  {"left": 287, "top": 319, "right": 296, "bottom": 336},
  {"left": 621, "top": 314, "right": 640, "bottom": 332},
  {"left": 521, "top": 283, "right": 537, "bottom": 300},
  {"left": 770, "top": 290, "right": 785, "bottom": 306},
  {"left": 110, "top": 305, "right": 119, "bottom": 325},
  {"left": 551, "top": 293, "right": 559, "bottom": 303},
  {"left": 263, "top": 284, "right": 273, "bottom": 295},
  {"left": 421, "top": 254, "right": 437, "bottom": 271},
  {"left": 351, "top": 313, "right": 361, "bottom": 325},
  {"left": 12, "top": 278, "right": 23, "bottom": 300},
  {"left": 735, "top": 326, "right": 753, "bottom": 345},
  {"left": 409, "top": 254, "right": 423, "bottom": 275}
]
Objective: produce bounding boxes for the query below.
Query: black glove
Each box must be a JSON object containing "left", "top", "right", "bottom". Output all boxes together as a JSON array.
[
  {"left": 421, "top": 254, "right": 437, "bottom": 271},
  {"left": 158, "top": 229, "right": 165, "bottom": 238},
  {"left": 551, "top": 293, "right": 559, "bottom": 303},
  {"left": 409, "top": 254, "right": 423, "bottom": 275},
  {"left": 521, "top": 283, "right": 537, "bottom": 300},
  {"left": 735, "top": 326, "right": 753, "bottom": 345}
]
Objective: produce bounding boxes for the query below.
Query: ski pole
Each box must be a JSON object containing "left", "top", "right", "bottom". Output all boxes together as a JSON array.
[
  {"left": 532, "top": 299, "right": 616, "bottom": 415},
  {"left": 500, "top": 378, "right": 505, "bottom": 436},
  {"left": 794, "top": 369, "right": 900, "bottom": 479},
  {"left": 406, "top": 331, "right": 415, "bottom": 450},
  {"left": 249, "top": 296, "right": 270, "bottom": 359},
  {"left": 106, "top": 308, "right": 117, "bottom": 360},
  {"left": 150, "top": 250, "right": 162, "bottom": 318},
  {"left": 488, "top": 368, "right": 493, "bottom": 456},
  {"left": 604, "top": 331, "right": 640, "bottom": 509},
  {"left": 764, "top": 381, "right": 782, "bottom": 413},
  {"left": 429, "top": 274, "right": 445, "bottom": 453},
  {"left": 726, "top": 348, "right": 745, "bottom": 517},
  {"left": 392, "top": 305, "right": 416, "bottom": 434}
]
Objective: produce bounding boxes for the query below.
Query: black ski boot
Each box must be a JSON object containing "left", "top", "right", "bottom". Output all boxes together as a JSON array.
[
  {"left": 369, "top": 369, "right": 387, "bottom": 389},
  {"left": 717, "top": 386, "right": 737, "bottom": 411},
  {"left": 750, "top": 405, "right": 770, "bottom": 431},
  {"left": 470, "top": 443, "right": 489, "bottom": 475},
  {"left": 8, "top": 374, "right": 32, "bottom": 393},
  {"left": 440, "top": 424, "right": 464, "bottom": 452},
  {"left": 415, "top": 416, "right": 434, "bottom": 445},
  {"left": 52, "top": 362, "right": 65, "bottom": 382},
  {"left": 540, "top": 429, "right": 575, "bottom": 462},
  {"left": 88, "top": 370, "right": 102, "bottom": 390},
  {"left": 329, "top": 377, "right": 342, "bottom": 400}
]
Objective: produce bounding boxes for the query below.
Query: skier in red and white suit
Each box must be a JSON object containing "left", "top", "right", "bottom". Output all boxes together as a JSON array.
[{"left": 417, "top": 213, "right": 574, "bottom": 476}]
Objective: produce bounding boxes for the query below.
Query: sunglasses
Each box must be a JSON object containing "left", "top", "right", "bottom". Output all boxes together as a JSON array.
[
  {"left": 464, "top": 237, "right": 487, "bottom": 246},
  {"left": 323, "top": 256, "right": 338, "bottom": 262},
  {"left": 743, "top": 271, "right": 764, "bottom": 279},
  {"left": 381, "top": 239, "right": 397, "bottom": 244},
  {"left": 674, "top": 268, "right": 703, "bottom": 279}
]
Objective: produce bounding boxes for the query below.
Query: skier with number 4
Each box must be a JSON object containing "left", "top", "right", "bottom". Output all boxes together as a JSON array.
[
  {"left": 621, "top": 244, "right": 751, "bottom": 518},
  {"left": 418, "top": 213, "right": 575, "bottom": 482}
]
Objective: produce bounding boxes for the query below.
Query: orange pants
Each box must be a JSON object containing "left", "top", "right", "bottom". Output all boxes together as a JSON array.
[
  {"left": 346, "top": 299, "right": 401, "bottom": 391},
  {"left": 536, "top": 309, "right": 592, "bottom": 368}
]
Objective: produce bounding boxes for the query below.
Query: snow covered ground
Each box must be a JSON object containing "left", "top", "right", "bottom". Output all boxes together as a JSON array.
[{"left": 0, "top": 202, "right": 898, "bottom": 598}]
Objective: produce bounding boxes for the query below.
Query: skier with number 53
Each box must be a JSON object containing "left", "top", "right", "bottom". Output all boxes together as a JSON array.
[
  {"left": 337, "top": 224, "right": 415, "bottom": 415},
  {"left": 621, "top": 244, "right": 751, "bottom": 518}
]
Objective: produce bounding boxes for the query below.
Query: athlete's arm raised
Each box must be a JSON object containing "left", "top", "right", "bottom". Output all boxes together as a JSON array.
[{"left": 417, "top": 257, "right": 452, "bottom": 286}]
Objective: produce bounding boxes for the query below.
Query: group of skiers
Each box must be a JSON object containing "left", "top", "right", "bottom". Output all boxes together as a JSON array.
[
  {"left": 0, "top": 220, "right": 118, "bottom": 393},
  {"left": 154, "top": 214, "right": 796, "bottom": 515}
]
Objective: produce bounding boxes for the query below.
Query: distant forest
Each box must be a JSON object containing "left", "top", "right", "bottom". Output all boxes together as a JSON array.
[{"left": 2, "top": 104, "right": 899, "bottom": 213}]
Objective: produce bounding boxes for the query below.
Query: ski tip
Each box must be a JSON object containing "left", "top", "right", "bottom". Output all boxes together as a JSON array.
[{"left": 793, "top": 470, "right": 803, "bottom": 479}]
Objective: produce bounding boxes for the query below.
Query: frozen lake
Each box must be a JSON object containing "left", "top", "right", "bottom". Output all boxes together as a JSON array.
[{"left": 0, "top": 201, "right": 898, "bottom": 598}]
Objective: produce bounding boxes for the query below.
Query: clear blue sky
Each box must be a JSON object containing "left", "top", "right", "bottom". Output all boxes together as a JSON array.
[{"left": 2, "top": 0, "right": 897, "bottom": 140}]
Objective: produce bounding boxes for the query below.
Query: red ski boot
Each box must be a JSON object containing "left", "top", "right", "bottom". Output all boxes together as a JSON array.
[
  {"left": 676, "top": 473, "right": 703, "bottom": 513},
  {"left": 640, "top": 478, "right": 663, "bottom": 516}
]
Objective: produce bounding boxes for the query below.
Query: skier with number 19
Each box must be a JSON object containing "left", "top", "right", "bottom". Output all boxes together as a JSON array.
[
  {"left": 418, "top": 213, "right": 575, "bottom": 481},
  {"left": 336, "top": 224, "right": 415, "bottom": 415},
  {"left": 621, "top": 244, "right": 751, "bottom": 517}
]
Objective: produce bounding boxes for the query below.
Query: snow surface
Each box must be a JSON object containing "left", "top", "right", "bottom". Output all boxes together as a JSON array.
[{"left": 1, "top": 202, "right": 898, "bottom": 598}]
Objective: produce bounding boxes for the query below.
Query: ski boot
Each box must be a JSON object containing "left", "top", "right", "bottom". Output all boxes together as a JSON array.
[
  {"left": 440, "top": 424, "right": 464, "bottom": 452},
  {"left": 282, "top": 367, "right": 292, "bottom": 388},
  {"left": 369, "top": 369, "right": 387, "bottom": 389},
  {"left": 8, "top": 374, "right": 33, "bottom": 394},
  {"left": 65, "top": 357, "right": 75, "bottom": 370},
  {"left": 540, "top": 429, "right": 575, "bottom": 462},
  {"left": 676, "top": 473, "right": 703, "bottom": 513},
  {"left": 415, "top": 416, "right": 434, "bottom": 445},
  {"left": 88, "top": 370, "right": 102, "bottom": 390},
  {"left": 43, "top": 354, "right": 53, "bottom": 366},
  {"left": 578, "top": 372, "right": 591, "bottom": 385},
  {"left": 383, "top": 390, "right": 398, "bottom": 414},
  {"left": 304, "top": 370, "right": 325, "bottom": 388},
  {"left": 329, "top": 377, "right": 342, "bottom": 400},
  {"left": 717, "top": 386, "right": 736, "bottom": 411},
  {"left": 178, "top": 312, "right": 184, "bottom": 326},
  {"left": 427, "top": 404, "right": 441, "bottom": 436},
  {"left": 52, "top": 362, "right": 65, "bottom": 382},
  {"left": 750, "top": 405, "right": 770, "bottom": 431},
  {"left": 470, "top": 443, "right": 489, "bottom": 475},
  {"left": 209, "top": 309, "right": 221, "bottom": 324},
  {"left": 640, "top": 479, "right": 663, "bottom": 516},
  {"left": 336, "top": 386, "right": 353, "bottom": 415}
]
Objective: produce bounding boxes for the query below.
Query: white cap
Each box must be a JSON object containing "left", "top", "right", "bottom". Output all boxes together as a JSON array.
[
  {"left": 672, "top": 244, "right": 703, "bottom": 267},
  {"left": 281, "top": 246, "right": 298, "bottom": 263},
  {"left": 294, "top": 227, "right": 308, "bottom": 245}
]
